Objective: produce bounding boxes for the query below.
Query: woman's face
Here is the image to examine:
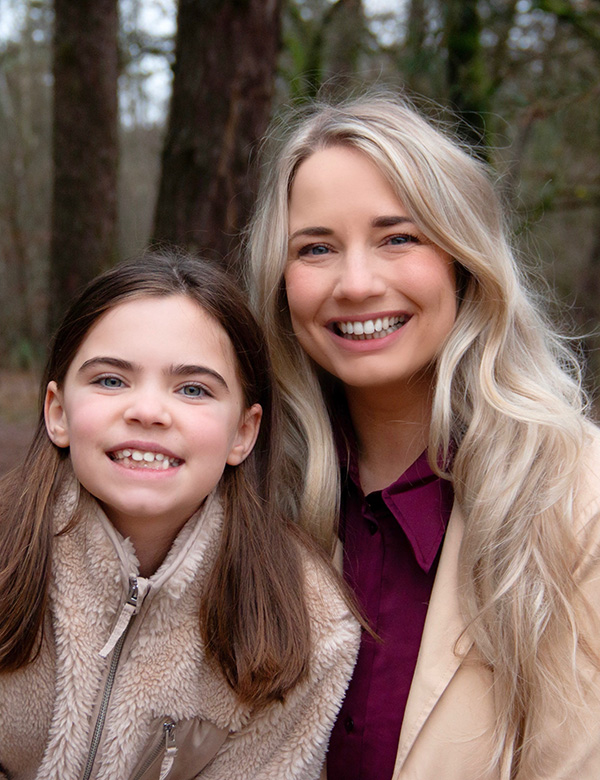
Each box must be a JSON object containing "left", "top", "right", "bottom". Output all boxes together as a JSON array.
[{"left": 285, "top": 145, "right": 457, "bottom": 397}]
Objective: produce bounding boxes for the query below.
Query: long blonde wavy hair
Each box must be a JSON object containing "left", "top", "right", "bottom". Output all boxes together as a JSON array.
[{"left": 247, "top": 92, "right": 599, "bottom": 776}]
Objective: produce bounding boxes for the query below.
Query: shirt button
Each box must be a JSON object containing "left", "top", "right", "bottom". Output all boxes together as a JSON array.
[
  {"left": 344, "top": 716, "right": 354, "bottom": 733},
  {"left": 367, "top": 520, "right": 378, "bottom": 535}
]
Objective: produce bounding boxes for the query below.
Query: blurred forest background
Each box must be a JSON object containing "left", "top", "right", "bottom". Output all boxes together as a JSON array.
[{"left": 0, "top": 0, "right": 599, "bottom": 473}]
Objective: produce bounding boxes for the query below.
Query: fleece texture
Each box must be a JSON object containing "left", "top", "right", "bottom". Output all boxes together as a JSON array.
[{"left": 0, "top": 488, "right": 360, "bottom": 780}]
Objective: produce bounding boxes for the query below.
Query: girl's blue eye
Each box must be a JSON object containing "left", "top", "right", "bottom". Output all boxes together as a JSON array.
[
  {"left": 179, "top": 384, "right": 207, "bottom": 398},
  {"left": 98, "top": 376, "right": 123, "bottom": 388}
]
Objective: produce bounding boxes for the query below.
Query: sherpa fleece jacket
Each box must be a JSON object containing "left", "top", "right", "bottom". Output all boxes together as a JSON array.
[{"left": 0, "top": 488, "right": 360, "bottom": 780}]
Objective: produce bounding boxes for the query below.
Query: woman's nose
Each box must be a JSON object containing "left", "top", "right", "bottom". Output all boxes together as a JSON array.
[
  {"left": 123, "top": 389, "right": 172, "bottom": 427},
  {"left": 333, "top": 251, "right": 387, "bottom": 302}
]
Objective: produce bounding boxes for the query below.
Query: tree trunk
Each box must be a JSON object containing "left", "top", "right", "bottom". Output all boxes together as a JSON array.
[
  {"left": 326, "top": 0, "right": 366, "bottom": 82},
  {"left": 444, "top": 0, "right": 489, "bottom": 155},
  {"left": 49, "top": 0, "right": 118, "bottom": 328},
  {"left": 152, "top": 0, "right": 282, "bottom": 270}
]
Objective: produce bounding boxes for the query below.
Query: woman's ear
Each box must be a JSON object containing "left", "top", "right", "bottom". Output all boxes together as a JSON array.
[
  {"left": 44, "top": 381, "right": 70, "bottom": 448},
  {"left": 226, "top": 403, "right": 262, "bottom": 466}
]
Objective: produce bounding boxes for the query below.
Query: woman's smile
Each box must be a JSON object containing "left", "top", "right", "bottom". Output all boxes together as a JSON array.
[{"left": 328, "top": 313, "right": 411, "bottom": 340}]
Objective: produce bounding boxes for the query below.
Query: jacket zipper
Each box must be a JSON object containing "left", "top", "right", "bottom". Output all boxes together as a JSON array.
[
  {"left": 130, "top": 718, "right": 176, "bottom": 780},
  {"left": 81, "top": 577, "right": 141, "bottom": 780}
]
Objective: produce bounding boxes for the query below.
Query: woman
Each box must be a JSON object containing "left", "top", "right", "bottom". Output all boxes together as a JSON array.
[{"left": 248, "top": 93, "right": 600, "bottom": 780}]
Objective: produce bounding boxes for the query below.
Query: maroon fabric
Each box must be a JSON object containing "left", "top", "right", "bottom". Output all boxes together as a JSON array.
[{"left": 326, "top": 444, "right": 453, "bottom": 780}]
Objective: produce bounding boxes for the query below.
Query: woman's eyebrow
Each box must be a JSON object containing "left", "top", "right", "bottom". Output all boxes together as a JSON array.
[
  {"left": 371, "top": 215, "right": 413, "bottom": 228},
  {"left": 288, "top": 226, "right": 333, "bottom": 240},
  {"left": 289, "top": 216, "right": 414, "bottom": 241}
]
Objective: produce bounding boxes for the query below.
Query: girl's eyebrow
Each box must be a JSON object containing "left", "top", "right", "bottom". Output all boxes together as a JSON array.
[
  {"left": 288, "top": 215, "right": 414, "bottom": 240},
  {"left": 78, "top": 356, "right": 229, "bottom": 391},
  {"left": 170, "top": 364, "right": 229, "bottom": 391},
  {"left": 78, "top": 356, "right": 133, "bottom": 373}
]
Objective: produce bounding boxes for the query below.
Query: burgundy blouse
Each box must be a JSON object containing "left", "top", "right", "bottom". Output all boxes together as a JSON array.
[{"left": 326, "top": 439, "right": 454, "bottom": 780}]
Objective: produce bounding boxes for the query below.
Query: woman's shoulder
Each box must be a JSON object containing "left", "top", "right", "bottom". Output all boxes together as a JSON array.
[
  {"left": 577, "top": 421, "right": 600, "bottom": 509},
  {"left": 572, "top": 421, "right": 600, "bottom": 558}
]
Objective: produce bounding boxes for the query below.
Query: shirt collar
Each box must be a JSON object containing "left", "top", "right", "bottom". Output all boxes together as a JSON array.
[{"left": 334, "top": 402, "right": 452, "bottom": 574}]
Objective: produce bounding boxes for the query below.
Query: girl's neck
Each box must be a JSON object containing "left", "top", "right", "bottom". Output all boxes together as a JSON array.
[
  {"left": 105, "top": 512, "right": 189, "bottom": 578},
  {"left": 344, "top": 376, "right": 433, "bottom": 495}
]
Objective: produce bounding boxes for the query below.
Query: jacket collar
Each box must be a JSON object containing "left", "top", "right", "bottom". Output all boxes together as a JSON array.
[{"left": 53, "top": 478, "right": 224, "bottom": 602}]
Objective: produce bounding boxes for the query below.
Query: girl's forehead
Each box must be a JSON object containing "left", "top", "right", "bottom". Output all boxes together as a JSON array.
[{"left": 73, "top": 295, "right": 236, "bottom": 368}]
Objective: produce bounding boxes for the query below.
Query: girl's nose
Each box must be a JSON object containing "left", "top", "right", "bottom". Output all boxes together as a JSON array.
[
  {"left": 123, "top": 390, "right": 172, "bottom": 428},
  {"left": 333, "top": 250, "right": 387, "bottom": 302}
]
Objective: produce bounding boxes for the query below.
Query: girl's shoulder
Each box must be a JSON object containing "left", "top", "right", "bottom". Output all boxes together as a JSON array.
[{"left": 299, "top": 546, "right": 361, "bottom": 659}]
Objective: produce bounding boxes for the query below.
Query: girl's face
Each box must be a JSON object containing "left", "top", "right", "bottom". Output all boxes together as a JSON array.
[
  {"left": 44, "top": 295, "right": 261, "bottom": 537},
  {"left": 285, "top": 145, "right": 457, "bottom": 398}
]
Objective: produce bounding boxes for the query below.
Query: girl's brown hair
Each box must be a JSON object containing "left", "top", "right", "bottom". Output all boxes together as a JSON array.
[{"left": 0, "top": 249, "right": 312, "bottom": 708}]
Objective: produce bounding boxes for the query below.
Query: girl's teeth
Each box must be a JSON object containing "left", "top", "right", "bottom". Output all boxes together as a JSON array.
[{"left": 111, "top": 449, "right": 180, "bottom": 469}]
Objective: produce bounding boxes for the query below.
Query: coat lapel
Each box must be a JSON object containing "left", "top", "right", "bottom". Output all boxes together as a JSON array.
[{"left": 394, "top": 502, "right": 472, "bottom": 770}]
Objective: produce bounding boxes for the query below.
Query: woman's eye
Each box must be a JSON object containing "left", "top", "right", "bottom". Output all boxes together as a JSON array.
[
  {"left": 299, "top": 243, "right": 330, "bottom": 257},
  {"left": 96, "top": 376, "right": 124, "bottom": 389},
  {"left": 178, "top": 384, "right": 209, "bottom": 398},
  {"left": 388, "top": 233, "right": 419, "bottom": 246}
]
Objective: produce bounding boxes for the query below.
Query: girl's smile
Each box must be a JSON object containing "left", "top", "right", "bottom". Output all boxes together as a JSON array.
[
  {"left": 45, "top": 295, "right": 261, "bottom": 541},
  {"left": 108, "top": 444, "right": 183, "bottom": 470}
]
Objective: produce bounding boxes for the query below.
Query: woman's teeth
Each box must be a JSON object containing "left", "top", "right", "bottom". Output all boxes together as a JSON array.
[
  {"left": 336, "top": 315, "right": 407, "bottom": 340},
  {"left": 110, "top": 449, "right": 182, "bottom": 469}
]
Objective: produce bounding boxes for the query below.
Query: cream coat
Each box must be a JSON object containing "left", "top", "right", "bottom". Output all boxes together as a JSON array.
[
  {"left": 391, "top": 426, "right": 600, "bottom": 779},
  {"left": 0, "top": 489, "right": 360, "bottom": 780}
]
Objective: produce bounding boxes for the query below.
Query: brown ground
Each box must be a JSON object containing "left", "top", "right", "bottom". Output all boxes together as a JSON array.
[{"left": 0, "top": 370, "right": 39, "bottom": 476}]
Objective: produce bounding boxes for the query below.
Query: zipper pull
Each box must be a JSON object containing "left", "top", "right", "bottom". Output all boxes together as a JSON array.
[
  {"left": 158, "top": 719, "right": 177, "bottom": 780},
  {"left": 99, "top": 576, "right": 149, "bottom": 658}
]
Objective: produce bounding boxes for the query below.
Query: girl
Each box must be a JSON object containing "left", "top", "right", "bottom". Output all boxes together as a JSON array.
[
  {"left": 248, "top": 93, "right": 600, "bottom": 779},
  {"left": 0, "top": 250, "right": 360, "bottom": 780}
]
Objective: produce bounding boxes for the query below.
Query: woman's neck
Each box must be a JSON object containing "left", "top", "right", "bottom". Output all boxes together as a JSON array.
[{"left": 344, "top": 378, "right": 433, "bottom": 495}]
